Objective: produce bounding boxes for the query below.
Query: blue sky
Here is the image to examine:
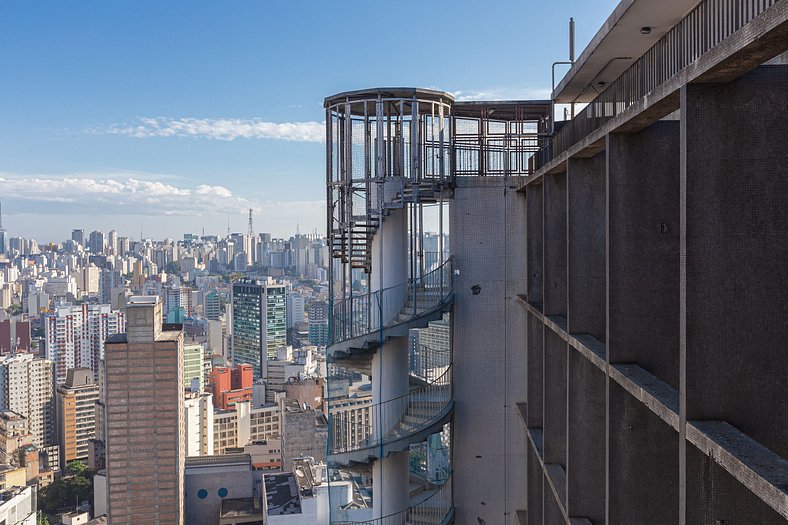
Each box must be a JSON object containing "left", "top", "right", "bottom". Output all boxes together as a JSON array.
[{"left": 0, "top": 0, "right": 616, "bottom": 242}]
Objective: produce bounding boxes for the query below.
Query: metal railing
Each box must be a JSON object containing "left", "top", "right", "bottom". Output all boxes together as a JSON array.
[
  {"left": 539, "top": 0, "right": 779, "bottom": 169},
  {"left": 332, "top": 475, "right": 453, "bottom": 525},
  {"left": 410, "top": 442, "right": 451, "bottom": 485},
  {"left": 453, "top": 115, "right": 547, "bottom": 177},
  {"left": 330, "top": 258, "right": 452, "bottom": 346},
  {"left": 330, "top": 367, "right": 452, "bottom": 456}
]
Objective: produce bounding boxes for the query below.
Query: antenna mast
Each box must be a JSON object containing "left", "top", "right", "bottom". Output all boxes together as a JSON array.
[{"left": 248, "top": 208, "right": 254, "bottom": 236}]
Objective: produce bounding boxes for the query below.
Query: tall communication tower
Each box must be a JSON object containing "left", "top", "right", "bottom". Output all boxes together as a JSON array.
[{"left": 248, "top": 208, "right": 254, "bottom": 236}]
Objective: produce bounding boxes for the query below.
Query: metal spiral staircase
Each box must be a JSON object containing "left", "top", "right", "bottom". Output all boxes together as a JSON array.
[{"left": 326, "top": 89, "right": 455, "bottom": 524}]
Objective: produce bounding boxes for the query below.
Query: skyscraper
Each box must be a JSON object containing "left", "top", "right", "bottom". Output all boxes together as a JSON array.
[
  {"left": 71, "top": 229, "right": 85, "bottom": 246},
  {"left": 56, "top": 368, "right": 98, "bottom": 467},
  {"left": 44, "top": 303, "right": 126, "bottom": 384},
  {"left": 285, "top": 292, "right": 304, "bottom": 329},
  {"left": 203, "top": 290, "right": 222, "bottom": 321},
  {"left": 0, "top": 202, "right": 7, "bottom": 256},
  {"left": 307, "top": 300, "right": 327, "bottom": 346},
  {"left": 0, "top": 353, "right": 55, "bottom": 448},
  {"left": 88, "top": 230, "right": 106, "bottom": 255},
  {"left": 104, "top": 296, "right": 185, "bottom": 525},
  {"left": 231, "top": 278, "right": 286, "bottom": 380},
  {"left": 107, "top": 230, "right": 118, "bottom": 257},
  {"left": 183, "top": 343, "right": 204, "bottom": 393}
]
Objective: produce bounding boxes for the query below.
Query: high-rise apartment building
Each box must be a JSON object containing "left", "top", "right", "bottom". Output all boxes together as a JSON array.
[
  {"left": 164, "top": 284, "right": 192, "bottom": 320},
  {"left": 285, "top": 292, "right": 304, "bottom": 329},
  {"left": 44, "top": 303, "right": 125, "bottom": 384},
  {"left": 231, "top": 278, "right": 286, "bottom": 380},
  {"left": 183, "top": 343, "right": 204, "bottom": 393},
  {"left": 99, "top": 268, "right": 123, "bottom": 305},
  {"left": 0, "top": 320, "right": 31, "bottom": 355},
  {"left": 56, "top": 368, "right": 98, "bottom": 468},
  {"left": 307, "top": 300, "right": 328, "bottom": 346},
  {"left": 324, "top": 2, "right": 788, "bottom": 523},
  {"left": 203, "top": 290, "right": 222, "bottom": 321},
  {"left": 88, "top": 230, "right": 106, "bottom": 255},
  {"left": 0, "top": 353, "right": 55, "bottom": 448},
  {"left": 104, "top": 296, "right": 185, "bottom": 525},
  {"left": 107, "top": 230, "right": 118, "bottom": 257},
  {"left": 71, "top": 229, "right": 85, "bottom": 247},
  {"left": 184, "top": 393, "right": 213, "bottom": 457}
]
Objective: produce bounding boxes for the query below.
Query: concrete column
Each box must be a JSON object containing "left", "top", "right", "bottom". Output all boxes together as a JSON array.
[
  {"left": 370, "top": 208, "right": 408, "bottom": 326},
  {"left": 372, "top": 337, "right": 409, "bottom": 438},
  {"left": 681, "top": 66, "right": 788, "bottom": 524},
  {"left": 372, "top": 450, "right": 410, "bottom": 519},
  {"left": 369, "top": 205, "right": 410, "bottom": 521},
  {"left": 606, "top": 120, "right": 681, "bottom": 524},
  {"left": 450, "top": 177, "right": 527, "bottom": 525}
]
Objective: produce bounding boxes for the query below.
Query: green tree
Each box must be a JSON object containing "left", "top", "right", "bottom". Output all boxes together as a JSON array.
[
  {"left": 65, "top": 460, "right": 87, "bottom": 477},
  {"left": 38, "top": 462, "right": 93, "bottom": 517}
]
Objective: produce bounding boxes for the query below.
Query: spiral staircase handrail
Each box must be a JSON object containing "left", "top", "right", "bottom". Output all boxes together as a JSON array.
[
  {"left": 331, "top": 475, "right": 453, "bottom": 525},
  {"left": 329, "top": 366, "right": 452, "bottom": 456},
  {"left": 329, "top": 257, "right": 452, "bottom": 346}
]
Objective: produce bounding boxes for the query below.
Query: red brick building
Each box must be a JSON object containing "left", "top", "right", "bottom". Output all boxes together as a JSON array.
[{"left": 209, "top": 363, "right": 253, "bottom": 410}]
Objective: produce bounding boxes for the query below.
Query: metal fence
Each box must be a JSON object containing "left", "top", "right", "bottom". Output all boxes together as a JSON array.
[{"left": 540, "top": 0, "right": 779, "bottom": 167}]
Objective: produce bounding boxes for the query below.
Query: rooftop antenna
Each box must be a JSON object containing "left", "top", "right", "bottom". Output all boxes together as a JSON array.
[
  {"left": 569, "top": 17, "right": 576, "bottom": 118},
  {"left": 551, "top": 17, "right": 577, "bottom": 131},
  {"left": 227, "top": 214, "right": 231, "bottom": 238},
  {"left": 248, "top": 208, "right": 254, "bottom": 236},
  {"left": 0, "top": 201, "right": 3, "bottom": 230},
  {"left": 296, "top": 220, "right": 300, "bottom": 236}
]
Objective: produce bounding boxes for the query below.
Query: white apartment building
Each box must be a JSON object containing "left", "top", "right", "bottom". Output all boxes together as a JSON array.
[
  {"left": 44, "top": 303, "right": 125, "bottom": 384},
  {"left": 212, "top": 401, "right": 280, "bottom": 455},
  {"left": 0, "top": 353, "right": 54, "bottom": 448},
  {"left": 185, "top": 393, "right": 214, "bottom": 457}
]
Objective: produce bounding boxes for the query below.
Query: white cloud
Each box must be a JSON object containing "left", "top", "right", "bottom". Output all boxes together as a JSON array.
[
  {"left": 451, "top": 87, "right": 551, "bottom": 101},
  {"left": 0, "top": 172, "right": 253, "bottom": 215},
  {"left": 196, "top": 184, "right": 234, "bottom": 198},
  {"left": 98, "top": 117, "right": 325, "bottom": 143}
]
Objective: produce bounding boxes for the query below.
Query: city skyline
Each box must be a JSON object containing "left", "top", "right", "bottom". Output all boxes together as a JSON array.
[{"left": 0, "top": 1, "right": 617, "bottom": 241}]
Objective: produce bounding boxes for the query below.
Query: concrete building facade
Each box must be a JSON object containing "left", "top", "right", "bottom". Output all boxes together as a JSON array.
[
  {"left": 324, "top": 3, "right": 788, "bottom": 521},
  {"left": 104, "top": 296, "right": 185, "bottom": 525}
]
